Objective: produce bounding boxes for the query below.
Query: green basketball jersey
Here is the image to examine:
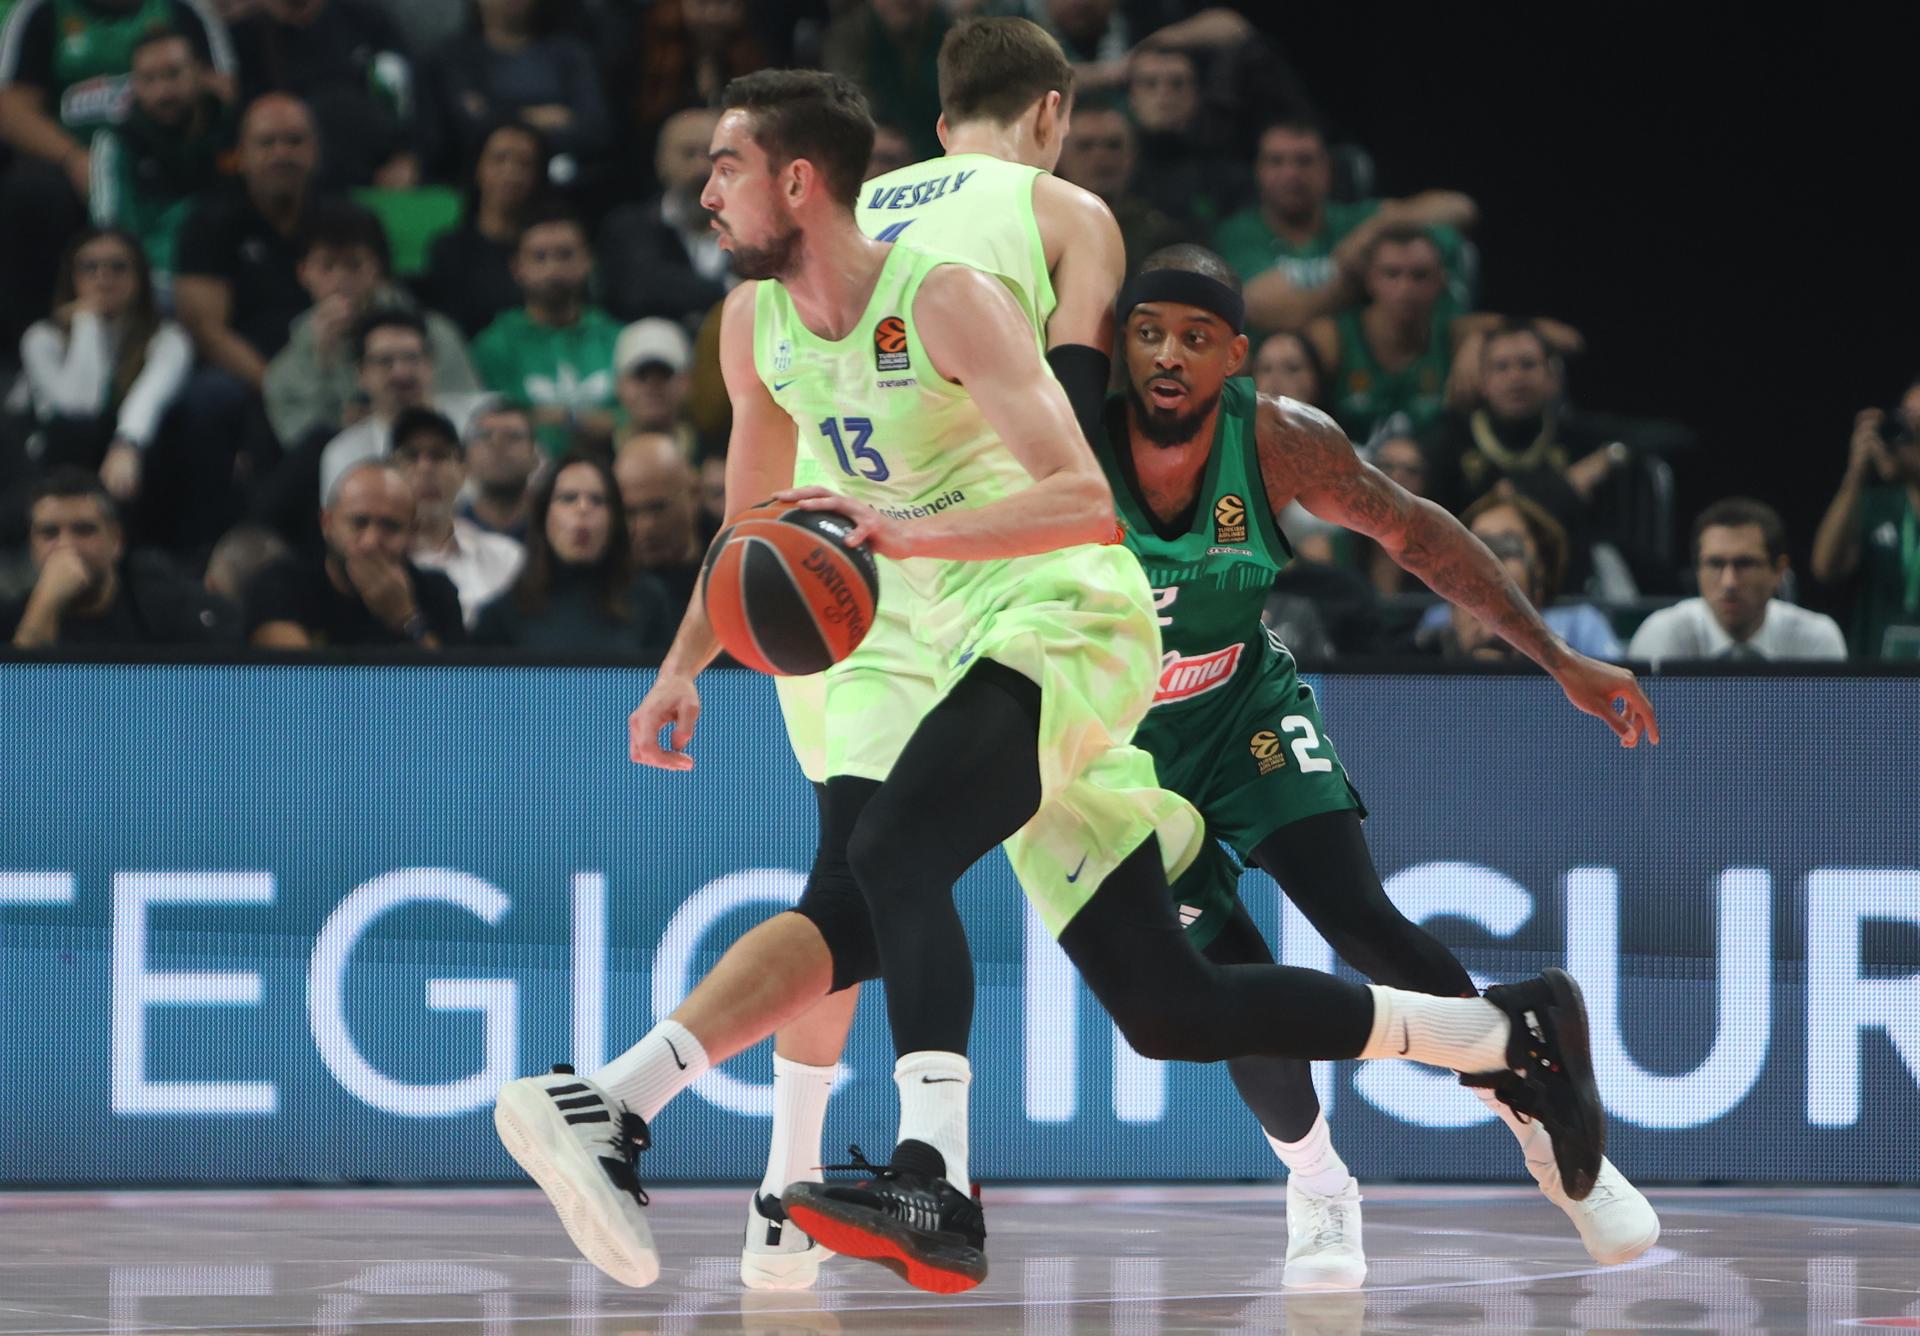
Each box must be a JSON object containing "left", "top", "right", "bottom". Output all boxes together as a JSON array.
[
  {"left": 754, "top": 243, "right": 1033, "bottom": 605},
  {"left": 857, "top": 152, "right": 1054, "bottom": 341},
  {"left": 1099, "top": 377, "right": 1294, "bottom": 711},
  {"left": 43, "top": 0, "right": 181, "bottom": 130},
  {"left": 1331, "top": 302, "right": 1455, "bottom": 444}
]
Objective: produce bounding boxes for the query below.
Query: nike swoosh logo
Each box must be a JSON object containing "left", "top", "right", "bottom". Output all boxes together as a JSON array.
[
  {"left": 1396, "top": 1019, "right": 1410, "bottom": 1056},
  {"left": 665, "top": 1037, "right": 688, "bottom": 1071},
  {"left": 772, "top": 379, "right": 796, "bottom": 391},
  {"left": 921, "top": 1075, "right": 964, "bottom": 1084},
  {"left": 1065, "top": 855, "right": 1088, "bottom": 884}
]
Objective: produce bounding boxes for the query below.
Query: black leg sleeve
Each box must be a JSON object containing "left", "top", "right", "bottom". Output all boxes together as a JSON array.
[
  {"left": 790, "top": 777, "right": 885, "bottom": 993},
  {"left": 1250, "top": 809, "right": 1476, "bottom": 998},
  {"left": 1205, "top": 904, "right": 1324, "bottom": 1142},
  {"left": 1058, "top": 838, "right": 1377, "bottom": 1062},
  {"left": 846, "top": 660, "right": 1046, "bottom": 1056}
]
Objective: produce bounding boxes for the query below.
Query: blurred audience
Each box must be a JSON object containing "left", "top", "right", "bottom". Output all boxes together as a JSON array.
[
  {"left": 1056, "top": 102, "right": 1186, "bottom": 275},
  {"left": 471, "top": 205, "right": 621, "bottom": 455},
  {"left": 1252, "top": 329, "right": 1326, "bottom": 404},
  {"left": 5, "top": 469, "right": 223, "bottom": 646},
  {"left": 1126, "top": 46, "right": 1235, "bottom": 232},
  {"left": 85, "top": 27, "right": 236, "bottom": 301},
  {"left": 613, "top": 430, "right": 703, "bottom": 620},
  {"left": 613, "top": 319, "right": 697, "bottom": 456},
  {"left": 420, "top": 120, "right": 549, "bottom": 339},
  {"left": 1303, "top": 226, "right": 1463, "bottom": 446},
  {"left": 419, "top": 0, "right": 609, "bottom": 182},
  {"left": 598, "top": 107, "right": 730, "bottom": 324},
  {"left": 1216, "top": 118, "right": 1474, "bottom": 334},
  {"left": 265, "top": 200, "right": 476, "bottom": 446},
  {"left": 1633, "top": 498, "right": 1844, "bottom": 662},
  {"left": 1420, "top": 317, "right": 1621, "bottom": 594},
  {"left": 619, "top": 0, "right": 767, "bottom": 181},
  {"left": 0, "top": 0, "right": 236, "bottom": 347},
  {"left": 865, "top": 122, "right": 915, "bottom": 180},
  {"left": 390, "top": 406, "right": 522, "bottom": 625},
  {"left": 173, "top": 93, "right": 322, "bottom": 388},
  {"left": 18, "top": 229, "right": 192, "bottom": 507},
  {"left": 1416, "top": 490, "right": 1623, "bottom": 660},
  {"left": 226, "top": 0, "right": 416, "bottom": 190},
  {"left": 473, "top": 448, "right": 674, "bottom": 650},
  {"left": 314, "top": 307, "right": 488, "bottom": 504},
  {"left": 458, "top": 400, "right": 543, "bottom": 541},
  {"left": 1812, "top": 391, "right": 1920, "bottom": 658},
  {"left": 246, "top": 458, "right": 464, "bottom": 646},
  {"left": 823, "top": 0, "right": 948, "bottom": 162},
  {"left": 202, "top": 522, "right": 288, "bottom": 607}
]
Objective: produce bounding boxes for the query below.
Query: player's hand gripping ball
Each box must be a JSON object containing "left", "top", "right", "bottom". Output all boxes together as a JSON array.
[{"left": 702, "top": 497, "right": 880, "bottom": 675}]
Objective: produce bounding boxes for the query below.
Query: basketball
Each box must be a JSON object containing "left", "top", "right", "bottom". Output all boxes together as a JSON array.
[{"left": 702, "top": 498, "right": 881, "bottom": 675}]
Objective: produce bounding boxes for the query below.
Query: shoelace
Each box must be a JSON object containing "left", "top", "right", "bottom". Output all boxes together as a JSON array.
[
  {"left": 599, "top": 1111, "right": 652, "bottom": 1207},
  {"left": 821, "top": 1144, "right": 894, "bottom": 1179},
  {"left": 1292, "top": 1191, "right": 1354, "bottom": 1253}
]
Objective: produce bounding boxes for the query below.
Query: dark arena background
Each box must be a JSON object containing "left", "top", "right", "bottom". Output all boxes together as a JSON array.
[{"left": 1, "top": 4, "right": 1916, "bottom": 1333}]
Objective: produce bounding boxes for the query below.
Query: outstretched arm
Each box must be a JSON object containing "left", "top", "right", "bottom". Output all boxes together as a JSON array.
[
  {"left": 789, "top": 264, "right": 1114, "bottom": 560},
  {"left": 1263, "top": 395, "right": 1658, "bottom": 746},
  {"left": 629, "top": 281, "right": 797, "bottom": 770}
]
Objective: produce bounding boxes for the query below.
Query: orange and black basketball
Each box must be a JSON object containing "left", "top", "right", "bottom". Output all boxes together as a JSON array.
[{"left": 702, "top": 498, "right": 880, "bottom": 676}]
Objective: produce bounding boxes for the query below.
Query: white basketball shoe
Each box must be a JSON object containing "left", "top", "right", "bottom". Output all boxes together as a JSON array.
[
  {"left": 1533, "top": 1150, "right": 1661, "bottom": 1264},
  {"left": 494, "top": 1065, "right": 660, "bottom": 1288},
  {"left": 740, "top": 1188, "right": 830, "bottom": 1290},
  {"left": 1282, "top": 1178, "right": 1367, "bottom": 1290}
]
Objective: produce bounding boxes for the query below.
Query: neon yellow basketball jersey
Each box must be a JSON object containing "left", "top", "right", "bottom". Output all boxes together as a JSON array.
[
  {"left": 787, "top": 153, "right": 1051, "bottom": 494},
  {"left": 752, "top": 244, "right": 1037, "bottom": 603},
  {"left": 857, "top": 153, "right": 1054, "bottom": 339}
]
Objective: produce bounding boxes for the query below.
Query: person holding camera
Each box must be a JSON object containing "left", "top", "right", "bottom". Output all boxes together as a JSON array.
[{"left": 1811, "top": 382, "right": 1920, "bottom": 657}]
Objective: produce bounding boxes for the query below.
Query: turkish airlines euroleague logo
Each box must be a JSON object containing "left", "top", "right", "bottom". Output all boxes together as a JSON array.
[{"left": 874, "top": 316, "right": 910, "bottom": 372}]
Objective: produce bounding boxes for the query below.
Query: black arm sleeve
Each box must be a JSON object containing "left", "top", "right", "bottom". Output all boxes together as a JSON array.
[{"left": 1045, "top": 343, "right": 1111, "bottom": 447}]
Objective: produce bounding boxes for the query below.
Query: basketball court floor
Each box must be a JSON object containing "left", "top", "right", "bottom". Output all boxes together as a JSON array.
[{"left": 1, "top": 1184, "right": 1914, "bottom": 1333}]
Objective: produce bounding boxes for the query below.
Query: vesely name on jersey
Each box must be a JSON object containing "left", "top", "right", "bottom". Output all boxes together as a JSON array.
[
  {"left": 875, "top": 488, "right": 966, "bottom": 521},
  {"left": 866, "top": 169, "right": 977, "bottom": 211},
  {"left": 1153, "top": 643, "right": 1243, "bottom": 705}
]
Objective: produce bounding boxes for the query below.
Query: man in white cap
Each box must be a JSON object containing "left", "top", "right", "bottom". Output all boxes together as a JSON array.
[{"left": 613, "top": 317, "right": 698, "bottom": 460}]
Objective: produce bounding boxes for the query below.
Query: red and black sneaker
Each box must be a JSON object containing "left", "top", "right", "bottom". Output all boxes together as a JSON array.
[
  {"left": 1465, "top": 967, "right": 1607, "bottom": 1200},
  {"left": 781, "top": 1141, "right": 987, "bottom": 1294}
]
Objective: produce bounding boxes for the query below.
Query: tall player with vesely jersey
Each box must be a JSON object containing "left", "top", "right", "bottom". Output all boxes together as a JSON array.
[{"left": 492, "top": 66, "right": 1643, "bottom": 1296}]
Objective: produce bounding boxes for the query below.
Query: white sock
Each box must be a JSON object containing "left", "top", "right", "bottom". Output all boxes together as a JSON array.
[
  {"left": 1360, "top": 985, "right": 1511, "bottom": 1072},
  {"left": 894, "top": 1051, "right": 971, "bottom": 1195},
  {"left": 592, "top": 1019, "right": 711, "bottom": 1122},
  {"left": 1474, "top": 1085, "right": 1555, "bottom": 1174},
  {"left": 1268, "top": 1112, "right": 1352, "bottom": 1197},
  {"left": 760, "top": 1054, "right": 836, "bottom": 1196}
]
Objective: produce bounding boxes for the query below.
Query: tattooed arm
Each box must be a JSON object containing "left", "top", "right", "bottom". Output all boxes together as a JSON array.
[{"left": 1257, "top": 394, "right": 1660, "bottom": 746}]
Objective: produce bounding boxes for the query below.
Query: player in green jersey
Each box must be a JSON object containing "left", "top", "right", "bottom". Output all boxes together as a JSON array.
[
  {"left": 1099, "top": 244, "right": 1662, "bottom": 1281},
  {"left": 496, "top": 65, "right": 1640, "bottom": 1299}
]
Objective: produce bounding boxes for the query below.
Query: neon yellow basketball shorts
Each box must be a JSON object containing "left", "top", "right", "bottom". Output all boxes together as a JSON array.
[{"left": 774, "top": 542, "right": 1204, "bottom": 939}]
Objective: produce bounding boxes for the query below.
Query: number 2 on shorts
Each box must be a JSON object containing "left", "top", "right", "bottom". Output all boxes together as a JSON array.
[
  {"left": 819, "top": 416, "right": 890, "bottom": 482},
  {"left": 1281, "top": 715, "right": 1334, "bottom": 772}
]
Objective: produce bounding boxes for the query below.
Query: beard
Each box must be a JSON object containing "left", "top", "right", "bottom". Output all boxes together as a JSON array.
[
  {"left": 725, "top": 221, "right": 803, "bottom": 281},
  {"left": 1125, "top": 377, "right": 1221, "bottom": 449}
]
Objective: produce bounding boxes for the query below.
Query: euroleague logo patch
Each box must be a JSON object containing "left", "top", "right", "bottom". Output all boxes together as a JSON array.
[
  {"left": 1214, "top": 493, "right": 1248, "bottom": 544},
  {"left": 874, "top": 316, "right": 910, "bottom": 372},
  {"left": 1249, "top": 728, "right": 1287, "bottom": 776}
]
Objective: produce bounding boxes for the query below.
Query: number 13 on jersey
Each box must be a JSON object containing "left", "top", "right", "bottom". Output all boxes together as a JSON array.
[{"left": 820, "top": 417, "right": 890, "bottom": 482}]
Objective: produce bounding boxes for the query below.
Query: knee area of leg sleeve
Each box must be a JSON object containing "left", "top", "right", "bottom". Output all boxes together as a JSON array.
[{"left": 791, "top": 882, "right": 879, "bottom": 993}]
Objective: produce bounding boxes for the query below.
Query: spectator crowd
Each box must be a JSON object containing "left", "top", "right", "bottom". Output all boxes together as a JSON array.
[{"left": 0, "top": 0, "right": 1911, "bottom": 662}]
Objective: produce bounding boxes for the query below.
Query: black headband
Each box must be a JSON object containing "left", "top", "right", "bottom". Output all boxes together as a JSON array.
[{"left": 1117, "top": 268, "right": 1246, "bottom": 335}]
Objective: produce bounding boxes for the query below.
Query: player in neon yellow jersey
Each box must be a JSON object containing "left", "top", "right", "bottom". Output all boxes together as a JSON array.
[{"left": 493, "top": 65, "right": 1650, "bottom": 1296}]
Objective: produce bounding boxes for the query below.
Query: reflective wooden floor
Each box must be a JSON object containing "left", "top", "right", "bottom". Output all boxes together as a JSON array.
[{"left": 0, "top": 1184, "right": 1914, "bottom": 1333}]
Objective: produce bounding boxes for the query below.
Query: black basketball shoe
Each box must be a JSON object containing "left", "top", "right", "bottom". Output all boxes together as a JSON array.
[
  {"left": 781, "top": 1141, "right": 987, "bottom": 1293},
  {"left": 1463, "top": 968, "right": 1606, "bottom": 1200}
]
